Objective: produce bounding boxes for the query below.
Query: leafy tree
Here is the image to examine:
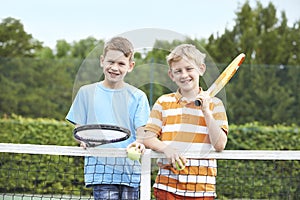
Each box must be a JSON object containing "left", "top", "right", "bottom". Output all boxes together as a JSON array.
[
  {"left": 204, "top": 1, "right": 300, "bottom": 125},
  {"left": 56, "top": 39, "right": 71, "bottom": 58},
  {"left": 0, "top": 17, "right": 42, "bottom": 57},
  {"left": 35, "top": 47, "right": 55, "bottom": 59},
  {"left": 70, "top": 36, "right": 99, "bottom": 59},
  {"left": 0, "top": 57, "right": 80, "bottom": 119},
  {"left": 0, "top": 4, "right": 299, "bottom": 126},
  {"left": 288, "top": 21, "right": 300, "bottom": 65}
]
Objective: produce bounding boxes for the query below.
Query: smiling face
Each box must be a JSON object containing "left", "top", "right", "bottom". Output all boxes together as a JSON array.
[
  {"left": 168, "top": 58, "right": 205, "bottom": 97},
  {"left": 100, "top": 49, "right": 135, "bottom": 89}
]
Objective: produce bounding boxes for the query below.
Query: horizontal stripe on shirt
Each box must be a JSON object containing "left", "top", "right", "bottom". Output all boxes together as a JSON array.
[
  {"left": 159, "top": 169, "right": 216, "bottom": 184},
  {"left": 161, "top": 141, "right": 215, "bottom": 153},
  {"left": 153, "top": 182, "right": 216, "bottom": 197}
]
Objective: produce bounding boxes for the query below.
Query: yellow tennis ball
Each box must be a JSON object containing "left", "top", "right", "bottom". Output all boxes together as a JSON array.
[
  {"left": 127, "top": 147, "right": 141, "bottom": 161},
  {"left": 175, "top": 159, "right": 185, "bottom": 171}
]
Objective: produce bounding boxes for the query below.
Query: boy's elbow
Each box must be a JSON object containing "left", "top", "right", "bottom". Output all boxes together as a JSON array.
[
  {"left": 211, "top": 129, "right": 228, "bottom": 152},
  {"left": 213, "top": 139, "right": 227, "bottom": 152},
  {"left": 214, "top": 144, "right": 225, "bottom": 152}
]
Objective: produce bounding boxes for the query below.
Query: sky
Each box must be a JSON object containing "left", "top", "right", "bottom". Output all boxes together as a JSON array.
[{"left": 1, "top": 0, "right": 299, "bottom": 49}]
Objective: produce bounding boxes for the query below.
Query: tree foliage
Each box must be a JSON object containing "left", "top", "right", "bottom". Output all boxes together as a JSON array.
[
  {"left": 203, "top": 1, "right": 300, "bottom": 125},
  {"left": 0, "top": 1, "right": 299, "bottom": 125},
  {"left": 0, "top": 17, "right": 42, "bottom": 57}
]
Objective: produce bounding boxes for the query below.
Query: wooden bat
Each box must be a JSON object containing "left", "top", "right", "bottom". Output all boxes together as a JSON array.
[{"left": 195, "top": 53, "right": 246, "bottom": 106}]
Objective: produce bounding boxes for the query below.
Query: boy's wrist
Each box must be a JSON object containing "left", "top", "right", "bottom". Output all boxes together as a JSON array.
[{"left": 202, "top": 109, "right": 212, "bottom": 116}]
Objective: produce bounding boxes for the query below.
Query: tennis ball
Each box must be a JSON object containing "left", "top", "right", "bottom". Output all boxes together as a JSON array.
[
  {"left": 175, "top": 159, "right": 185, "bottom": 171},
  {"left": 127, "top": 147, "right": 141, "bottom": 161}
]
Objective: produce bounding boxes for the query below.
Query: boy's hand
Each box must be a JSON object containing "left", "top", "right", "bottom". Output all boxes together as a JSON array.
[
  {"left": 162, "top": 147, "right": 186, "bottom": 169},
  {"left": 126, "top": 142, "right": 145, "bottom": 154},
  {"left": 196, "top": 90, "right": 212, "bottom": 114},
  {"left": 80, "top": 141, "right": 87, "bottom": 149}
]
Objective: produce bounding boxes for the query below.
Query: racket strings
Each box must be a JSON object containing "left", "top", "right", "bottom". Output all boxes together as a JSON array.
[
  {"left": 77, "top": 130, "right": 128, "bottom": 141},
  {"left": 74, "top": 126, "right": 131, "bottom": 147}
]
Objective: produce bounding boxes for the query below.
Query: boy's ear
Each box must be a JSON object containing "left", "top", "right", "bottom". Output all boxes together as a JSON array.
[
  {"left": 198, "top": 63, "right": 206, "bottom": 76},
  {"left": 127, "top": 61, "right": 135, "bottom": 72},
  {"left": 168, "top": 69, "right": 175, "bottom": 81},
  {"left": 100, "top": 55, "right": 104, "bottom": 68}
]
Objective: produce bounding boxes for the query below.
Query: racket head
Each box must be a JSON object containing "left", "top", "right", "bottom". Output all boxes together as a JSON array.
[
  {"left": 74, "top": 124, "right": 131, "bottom": 147},
  {"left": 208, "top": 53, "right": 245, "bottom": 97}
]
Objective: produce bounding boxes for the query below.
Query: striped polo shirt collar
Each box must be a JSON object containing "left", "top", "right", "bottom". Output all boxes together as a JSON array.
[{"left": 175, "top": 87, "right": 203, "bottom": 105}]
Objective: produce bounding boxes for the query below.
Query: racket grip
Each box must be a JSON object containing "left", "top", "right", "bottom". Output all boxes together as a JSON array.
[
  {"left": 83, "top": 141, "right": 95, "bottom": 148},
  {"left": 194, "top": 99, "right": 202, "bottom": 106},
  {"left": 85, "top": 142, "right": 93, "bottom": 147}
]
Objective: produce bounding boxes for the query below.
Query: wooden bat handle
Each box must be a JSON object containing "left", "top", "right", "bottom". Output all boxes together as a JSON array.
[{"left": 194, "top": 99, "right": 202, "bottom": 106}]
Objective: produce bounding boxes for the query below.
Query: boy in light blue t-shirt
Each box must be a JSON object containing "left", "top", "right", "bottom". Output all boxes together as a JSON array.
[{"left": 66, "top": 36, "right": 150, "bottom": 200}]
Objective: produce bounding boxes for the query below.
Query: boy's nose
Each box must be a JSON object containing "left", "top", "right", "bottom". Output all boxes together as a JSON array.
[
  {"left": 181, "top": 69, "right": 189, "bottom": 77},
  {"left": 110, "top": 64, "right": 118, "bottom": 70}
]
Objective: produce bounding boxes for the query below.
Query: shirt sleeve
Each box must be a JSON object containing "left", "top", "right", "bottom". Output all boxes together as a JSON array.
[
  {"left": 65, "top": 88, "right": 87, "bottom": 125},
  {"left": 212, "top": 97, "right": 229, "bottom": 135},
  {"left": 134, "top": 92, "right": 150, "bottom": 129},
  {"left": 144, "top": 97, "right": 164, "bottom": 137}
]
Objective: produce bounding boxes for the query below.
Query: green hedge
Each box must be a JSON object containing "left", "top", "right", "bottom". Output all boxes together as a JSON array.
[
  {"left": 0, "top": 115, "right": 88, "bottom": 196},
  {"left": 226, "top": 122, "right": 300, "bottom": 150},
  {"left": 0, "top": 114, "right": 75, "bottom": 145},
  {"left": 219, "top": 122, "right": 299, "bottom": 199},
  {"left": 0, "top": 116, "right": 299, "bottom": 198}
]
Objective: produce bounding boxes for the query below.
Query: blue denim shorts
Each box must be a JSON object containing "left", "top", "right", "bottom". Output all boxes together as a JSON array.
[{"left": 93, "top": 184, "right": 139, "bottom": 200}]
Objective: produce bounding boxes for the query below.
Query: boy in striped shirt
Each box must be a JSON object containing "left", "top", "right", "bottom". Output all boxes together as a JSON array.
[{"left": 139, "top": 44, "right": 228, "bottom": 199}]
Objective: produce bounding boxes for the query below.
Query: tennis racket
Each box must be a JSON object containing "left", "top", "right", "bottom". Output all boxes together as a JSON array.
[
  {"left": 74, "top": 124, "right": 131, "bottom": 147},
  {"left": 195, "top": 53, "right": 246, "bottom": 106}
]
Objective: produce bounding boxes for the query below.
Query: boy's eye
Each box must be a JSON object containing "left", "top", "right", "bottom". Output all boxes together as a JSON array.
[
  {"left": 173, "top": 70, "right": 181, "bottom": 74},
  {"left": 105, "top": 61, "right": 126, "bottom": 67},
  {"left": 173, "top": 67, "right": 195, "bottom": 74},
  {"left": 105, "top": 61, "right": 114, "bottom": 65}
]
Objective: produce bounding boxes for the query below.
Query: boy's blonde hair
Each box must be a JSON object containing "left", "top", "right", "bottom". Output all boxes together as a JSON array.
[
  {"left": 167, "top": 44, "right": 206, "bottom": 67},
  {"left": 103, "top": 37, "right": 134, "bottom": 61}
]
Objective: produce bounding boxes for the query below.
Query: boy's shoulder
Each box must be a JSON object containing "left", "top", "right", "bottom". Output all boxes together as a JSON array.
[
  {"left": 125, "top": 83, "right": 146, "bottom": 96},
  {"left": 78, "top": 82, "right": 98, "bottom": 91},
  {"left": 161, "top": 92, "right": 176, "bottom": 97},
  {"left": 156, "top": 92, "right": 177, "bottom": 102},
  {"left": 212, "top": 96, "right": 224, "bottom": 104},
  {"left": 125, "top": 83, "right": 139, "bottom": 90}
]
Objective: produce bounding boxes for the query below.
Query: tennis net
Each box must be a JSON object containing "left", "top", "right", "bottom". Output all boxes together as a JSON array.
[{"left": 0, "top": 143, "right": 299, "bottom": 199}]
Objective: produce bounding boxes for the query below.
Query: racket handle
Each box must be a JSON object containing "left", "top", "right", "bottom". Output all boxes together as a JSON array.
[
  {"left": 85, "top": 142, "right": 93, "bottom": 147},
  {"left": 194, "top": 99, "right": 202, "bottom": 106},
  {"left": 81, "top": 141, "right": 96, "bottom": 148}
]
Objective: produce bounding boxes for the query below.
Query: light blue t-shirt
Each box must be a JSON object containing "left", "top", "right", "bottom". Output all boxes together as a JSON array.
[{"left": 66, "top": 82, "right": 150, "bottom": 188}]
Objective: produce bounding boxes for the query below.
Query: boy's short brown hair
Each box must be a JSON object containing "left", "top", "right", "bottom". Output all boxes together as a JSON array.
[
  {"left": 167, "top": 44, "right": 206, "bottom": 67},
  {"left": 103, "top": 37, "right": 134, "bottom": 61}
]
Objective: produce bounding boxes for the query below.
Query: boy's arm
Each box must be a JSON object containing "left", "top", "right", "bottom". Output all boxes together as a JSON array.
[
  {"left": 198, "top": 91, "right": 228, "bottom": 152},
  {"left": 137, "top": 129, "right": 186, "bottom": 167},
  {"left": 137, "top": 129, "right": 166, "bottom": 152},
  {"left": 71, "top": 124, "right": 88, "bottom": 149},
  {"left": 127, "top": 126, "right": 147, "bottom": 153},
  {"left": 202, "top": 110, "right": 227, "bottom": 151}
]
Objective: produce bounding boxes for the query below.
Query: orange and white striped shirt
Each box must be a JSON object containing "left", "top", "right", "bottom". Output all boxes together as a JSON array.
[{"left": 145, "top": 89, "right": 228, "bottom": 197}]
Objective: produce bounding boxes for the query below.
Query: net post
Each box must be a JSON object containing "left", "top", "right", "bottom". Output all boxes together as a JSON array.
[{"left": 140, "top": 149, "right": 152, "bottom": 200}]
